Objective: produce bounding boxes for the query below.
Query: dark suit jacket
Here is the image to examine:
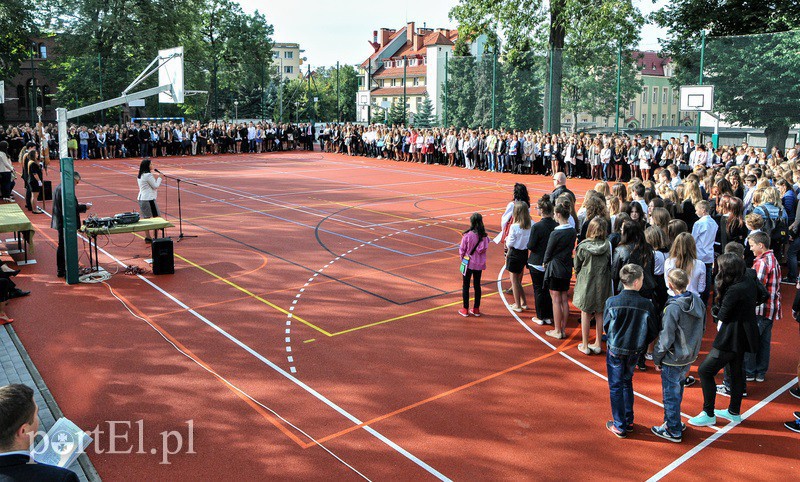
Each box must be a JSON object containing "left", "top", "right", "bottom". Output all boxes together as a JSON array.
[
  {"left": 50, "top": 183, "right": 88, "bottom": 231},
  {"left": 527, "top": 217, "right": 558, "bottom": 266},
  {"left": 713, "top": 273, "right": 767, "bottom": 353},
  {"left": 0, "top": 453, "right": 79, "bottom": 482}
]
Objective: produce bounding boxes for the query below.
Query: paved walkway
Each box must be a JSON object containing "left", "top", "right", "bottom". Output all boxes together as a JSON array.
[{"left": 1, "top": 324, "right": 100, "bottom": 481}]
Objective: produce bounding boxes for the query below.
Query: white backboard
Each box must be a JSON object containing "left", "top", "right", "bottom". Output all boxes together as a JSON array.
[
  {"left": 128, "top": 99, "right": 145, "bottom": 107},
  {"left": 0, "top": 81, "right": 4, "bottom": 104},
  {"left": 679, "top": 85, "right": 714, "bottom": 112},
  {"left": 158, "top": 47, "right": 184, "bottom": 104}
]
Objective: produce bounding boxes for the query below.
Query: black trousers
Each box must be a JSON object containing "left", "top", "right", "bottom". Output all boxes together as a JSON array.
[
  {"left": 0, "top": 172, "right": 13, "bottom": 198},
  {"left": 57, "top": 228, "right": 65, "bottom": 276},
  {"left": 528, "top": 268, "right": 553, "bottom": 320},
  {"left": 462, "top": 269, "right": 482, "bottom": 310},
  {"left": 699, "top": 347, "right": 745, "bottom": 416}
]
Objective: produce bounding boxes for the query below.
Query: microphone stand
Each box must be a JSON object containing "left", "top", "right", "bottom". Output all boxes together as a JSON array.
[{"left": 158, "top": 172, "right": 198, "bottom": 242}]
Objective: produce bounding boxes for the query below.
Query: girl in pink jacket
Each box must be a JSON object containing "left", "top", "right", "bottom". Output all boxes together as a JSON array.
[{"left": 459, "top": 213, "right": 490, "bottom": 317}]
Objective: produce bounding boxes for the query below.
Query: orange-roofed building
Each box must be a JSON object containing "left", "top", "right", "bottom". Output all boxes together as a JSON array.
[{"left": 355, "top": 22, "right": 486, "bottom": 123}]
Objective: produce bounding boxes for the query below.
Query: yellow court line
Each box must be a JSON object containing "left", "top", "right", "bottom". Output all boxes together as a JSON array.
[{"left": 174, "top": 253, "right": 334, "bottom": 337}]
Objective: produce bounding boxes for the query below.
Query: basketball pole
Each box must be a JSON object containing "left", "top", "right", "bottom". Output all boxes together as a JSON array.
[
  {"left": 57, "top": 50, "right": 183, "bottom": 284},
  {"left": 696, "top": 29, "right": 706, "bottom": 143}
]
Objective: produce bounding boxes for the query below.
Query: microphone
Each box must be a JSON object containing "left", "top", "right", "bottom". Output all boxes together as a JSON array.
[{"left": 154, "top": 169, "right": 162, "bottom": 173}]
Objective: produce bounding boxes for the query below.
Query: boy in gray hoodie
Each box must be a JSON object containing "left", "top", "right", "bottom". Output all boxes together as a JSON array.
[{"left": 652, "top": 269, "right": 705, "bottom": 442}]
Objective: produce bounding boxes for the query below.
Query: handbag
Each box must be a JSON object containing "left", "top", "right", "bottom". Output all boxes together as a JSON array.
[{"left": 460, "top": 236, "right": 481, "bottom": 276}]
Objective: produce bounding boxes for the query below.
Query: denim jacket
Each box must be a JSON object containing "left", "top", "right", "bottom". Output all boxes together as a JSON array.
[{"left": 603, "top": 290, "right": 660, "bottom": 356}]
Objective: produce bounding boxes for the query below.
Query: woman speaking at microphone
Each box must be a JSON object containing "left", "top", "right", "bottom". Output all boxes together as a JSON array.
[{"left": 137, "top": 158, "right": 162, "bottom": 244}]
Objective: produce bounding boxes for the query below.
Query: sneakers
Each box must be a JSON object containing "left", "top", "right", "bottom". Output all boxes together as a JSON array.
[
  {"left": 784, "top": 419, "right": 800, "bottom": 433},
  {"left": 745, "top": 375, "right": 756, "bottom": 382},
  {"left": 606, "top": 421, "right": 627, "bottom": 438},
  {"left": 780, "top": 277, "right": 796, "bottom": 285},
  {"left": 458, "top": 308, "right": 469, "bottom": 317},
  {"left": 790, "top": 386, "right": 800, "bottom": 399},
  {"left": 469, "top": 308, "right": 481, "bottom": 317},
  {"left": 688, "top": 412, "right": 717, "bottom": 427},
  {"left": 645, "top": 352, "right": 654, "bottom": 361},
  {"left": 755, "top": 375, "right": 765, "bottom": 383},
  {"left": 531, "top": 317, "right": 553, "bottom": 325},
  {"left": 716, "top": 385, "right": 748, "bottom": 398},
  {"left": 715, "top": 409, "right": 742, "bottom": 423},
  {"left": 682, "top": 376, "right": 696, "bottom": 388},
  {"left": 651, "top": 424, "right": 682, "bottom": 443}
]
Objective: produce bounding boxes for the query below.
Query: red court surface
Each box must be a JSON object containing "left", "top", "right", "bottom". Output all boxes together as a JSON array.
[{"left": 8, "top": 151, "right": 798, "bottom": 480}]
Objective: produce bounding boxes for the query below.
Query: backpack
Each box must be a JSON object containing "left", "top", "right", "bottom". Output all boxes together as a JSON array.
[{"left": 761, "top": 205, "right": 788, "bottom": 246}]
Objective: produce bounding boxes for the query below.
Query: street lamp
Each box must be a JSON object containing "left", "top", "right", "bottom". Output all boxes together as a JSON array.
[
  {"left": 295, "top": 101, "right": 299, "bottom": 123},
  {"left": 234, "top": 100, "right": 239, "bottom": 124}
]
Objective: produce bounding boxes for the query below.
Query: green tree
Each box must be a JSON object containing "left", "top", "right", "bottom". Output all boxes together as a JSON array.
[
  {"left": 414, "top": 94, "right": 436, "bottom": 127},
  {"left": 450, "top": 0, "right": 643, "bottom": 132},
  {"left": 0, "top": 0, "right": 37, "bottom": 80},
  {"left": 387, "top": 97, "right": 407, "bottom": 126},
  {"left": 502, "top": 46, "right": 543, "bottom": 130},
  {"left": 472, "top": 49, "right": 504, "bottom": 128},
  {"left": 38, "top": 0, "right": 273, "bottom": 122},
  {"left": 442, "top": 38, "right": 476, "bottom": 128},
  {"left": 654, "top": 0, "right": 800, "bottom": 149},
  {"left": 370, "top": 105, "right": 387, "bottom": 125}
]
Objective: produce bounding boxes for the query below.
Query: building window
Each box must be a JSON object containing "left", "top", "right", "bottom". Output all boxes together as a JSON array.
[
  {"left": 384, "top": 60, "right": 391, "bottom": 68},
  {"left": 416, "top": 97, "right": 422, "bottom": 109},
  {"left": 642, "top": 114, "right": 647, "bottom": 127},
  {"left": 629, "top": 101, "right": 635, "bottom": 117},
  {"left": 652, "top": 87, "right": 658, "bottom": 104},
  {"left": 661, "top": 114, "right": 666, "bottom": 125},
  {"left": 396, "top": 59, "right": 404, "bottom": 68},
  {"left": 379, "top": 79, "right": 384, "bottom": 87},
  {"left": 39, "top": 44, "right": 47, "bottom": 59},
  {"left": 413, "top": 77, "right": 419, "bottom": 86},
  {"left": 652, "top": 114, "right": 657, "bottom": 126},
  {"left": 423, "top": 57, "right": 427, "bottom": 65},
  {"left": 671, "top": 114, "right": 676, "bottom": 124},
  {"left": 284, "top": 66, "right": 293, "bottom": 74},
  {"left": 418, "top": 77, "right": 425, "bottom": 85},
  {"left": 642, "top": 88, "right": 647, "bottom": 103},
  {"left": 273, "top": 51, "right": 279, "bottom": 58},
  {"left": 284, "top": 51, "right": 293, "bottom": 59},
  {"left": 383, "top": 97, "right": 388, "bottom": 103},
  {"left": 408, "top": 58, "right": 417, "bottom": 67},
  {"left": 42, "top": 85, "right": 51, "bottom": 105},
  {"left": 662, "top": 88, "right": 668, "bottom": 104},
  {"left": 399, "top": 78, "right": 404, "bottom": 86},
  {"left": 390, "top": 79, "right": 396, "bottom": 87},
  {"left": 672, "top": 93, "right": 677, "bottom": 105}
]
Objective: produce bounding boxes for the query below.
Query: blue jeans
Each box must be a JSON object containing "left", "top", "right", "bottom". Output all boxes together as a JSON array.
[
  {"left": 786, "top": 236, "right": 800, "bottom": 280},
  {"left": 607, "top": 350, "right": 639, "bottom": 431},
  {"left": 744, "top": 316, "right": 774, "bottom": 378},
  {"left": 487, "top": 152, "right": 495, "bottom": 171},
  {"left": 660, "top": 364, "right": 690, "bottom": 434},
  {"left": 602, "top": 163, "right": 611, "bottom": 181},
  {"left": 79, "top": 143, "right": 89, "bottom": 159}
]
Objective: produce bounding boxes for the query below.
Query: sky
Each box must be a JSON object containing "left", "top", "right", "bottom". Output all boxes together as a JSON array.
[{"left": 238, "top": 0, "right": 668, "bottom": 68}]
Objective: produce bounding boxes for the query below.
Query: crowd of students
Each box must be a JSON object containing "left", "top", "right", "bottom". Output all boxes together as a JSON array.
[
  {"left": 459, "top": 162, "right": 800, "bottom": 440},
  {"left": 317, "top": 124, "right": 800, "bottom": 182},
  {"left": 0, "top": 121, "right": 318, "bottom": 164}
]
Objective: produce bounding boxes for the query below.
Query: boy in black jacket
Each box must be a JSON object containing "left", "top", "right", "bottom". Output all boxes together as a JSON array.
[{"left": 603, "top": 264, "right": 660, "bottom": 438}]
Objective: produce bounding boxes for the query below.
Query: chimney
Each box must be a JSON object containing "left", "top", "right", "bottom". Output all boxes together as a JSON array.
[
  {"left": 407, "top": 22, "right": 415, "bottom": 45},
  {"left": 373, "top": 30, "right": 378, "bottom": 43},
  {"left": 379, "top": 28, "right": 394, "bottom": 47},
  {"left": 414, "top": 31, "right": 423, "bottom": 51}
]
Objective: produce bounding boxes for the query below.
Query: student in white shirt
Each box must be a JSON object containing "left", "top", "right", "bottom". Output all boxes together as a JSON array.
[{"left": 691, "top": 200, "right": 718, "bottom": 307}]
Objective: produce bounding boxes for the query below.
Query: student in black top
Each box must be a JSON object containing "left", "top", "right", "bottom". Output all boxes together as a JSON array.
[
  {"left": 543, "top": 199, "right": 577, "bottom": 339},
  {"left": 22, "top": 144, "right": 43, "bottom": 214},
  {"left": 527, "top": 195, "right": 558, "bottom": 326},
  {"left": 689, "top": 254, "right": 766, "bottom": 427}
]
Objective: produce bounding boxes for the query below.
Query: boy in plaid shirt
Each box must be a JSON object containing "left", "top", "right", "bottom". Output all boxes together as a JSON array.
[{"left": 745, "top": 231, "right": 781, "bottom": 382}]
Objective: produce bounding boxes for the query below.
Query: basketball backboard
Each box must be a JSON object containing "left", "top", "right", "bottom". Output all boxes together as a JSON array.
[
  {"left": 158, "top": 47, "right": 184, "bottom": 104},
  {"left": 679, "top": 85, "right": 714, "bottom": 112}
]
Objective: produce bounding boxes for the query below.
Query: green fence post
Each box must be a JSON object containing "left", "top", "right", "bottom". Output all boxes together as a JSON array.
[
  {"left": 491, "top": 47, "right": 497, "bottom": 129},
  {"left": 444, "top": 51, "right": 448, "bottom": 127},
  {"left": 615, "top": 43, "right": 621, "bottom": 134}
]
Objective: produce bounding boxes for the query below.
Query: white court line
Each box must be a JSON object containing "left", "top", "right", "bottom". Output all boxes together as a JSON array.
[
  {"left": 496, "top": 266, "right": 707, "bottom": 424},
  {"left": 28, "top": 194, "right": 449, "bottom": 481},
  {"left": 646, "top": 376, "right": 799, "bottom": 481}
]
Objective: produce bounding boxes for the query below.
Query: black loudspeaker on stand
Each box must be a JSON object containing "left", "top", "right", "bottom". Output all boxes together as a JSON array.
[{"left": 152, "top": 238, "right": 174, "bottom": 275}]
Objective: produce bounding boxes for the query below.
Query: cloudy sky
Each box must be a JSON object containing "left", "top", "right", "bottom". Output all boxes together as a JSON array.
[{"left": 238, "top": 0, "right": 668, "bottom": 68}]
